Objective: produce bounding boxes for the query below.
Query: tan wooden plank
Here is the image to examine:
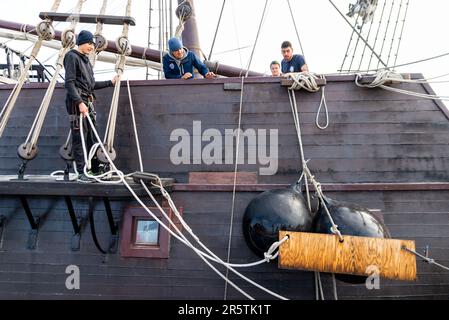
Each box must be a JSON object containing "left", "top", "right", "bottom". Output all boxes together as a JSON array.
[
  {"left": 188, "top": 172, "right": 258, "bottom": 185},
  {"left": 278, "top": 231, "right": 417, "bottom": 281}
]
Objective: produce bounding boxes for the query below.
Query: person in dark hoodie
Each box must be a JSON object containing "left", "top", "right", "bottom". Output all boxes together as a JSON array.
[
  {"left": 64, "top": 30, "right": 118, "bottom": 182},
  {"left": 163, "top": 37, "right": 215, "bottom": 80}
]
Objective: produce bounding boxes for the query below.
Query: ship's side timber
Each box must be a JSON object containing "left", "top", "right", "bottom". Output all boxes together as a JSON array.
[{"left": 0, "top": 75, "right": 448, "bottom": 299}]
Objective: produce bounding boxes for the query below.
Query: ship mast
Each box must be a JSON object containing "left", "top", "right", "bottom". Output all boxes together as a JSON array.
[{"left": 177, "top": 0, "right": 203, "bottom": 59}]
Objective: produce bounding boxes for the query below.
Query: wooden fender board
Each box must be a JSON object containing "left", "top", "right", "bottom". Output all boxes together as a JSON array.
[{"left": 278, "top": 231, "right": 417, "bottom": 281}]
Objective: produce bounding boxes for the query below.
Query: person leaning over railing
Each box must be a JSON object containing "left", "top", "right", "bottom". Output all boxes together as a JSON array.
[{"left": 163, "top": 37, "right": 215, "bottom": 80}]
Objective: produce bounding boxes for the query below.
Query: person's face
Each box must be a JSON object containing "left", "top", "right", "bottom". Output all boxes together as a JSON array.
[
  {"left": 282, "top": 47, "right": 293, "bottom": 61},
  {"left": 172, "top": 48, "right": 185, "bottom": 59},
  {"left": 78, "top": 42, "right": 95, "bottom": 55},
  {"left": 270, "top": 64, "right": 281, "bottom": 76}
]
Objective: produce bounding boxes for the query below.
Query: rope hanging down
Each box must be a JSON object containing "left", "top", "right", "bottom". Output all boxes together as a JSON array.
[
  {"left": 288, "top": 72, "right": 330, "bottom": 130},
  {"left": 17, "top": 0, "right": 84, "bottom": 162},
  {"left": 0, "top": 0, "right": 61, "bottom": 139},
  {"left": 97, "top": 0, "right": 133, "bottom": 164},
  {"left": 287, "top": 75, "right": 341, "bottom": 300},
  {"left": 224, "top": 0, "right": 271, "bottom": 300},
  {"left": 78, "top": 83, "right": 290, "bottom": 300},
  {"left": 287, "top": 76, "right": 342, "bottom": 241}
]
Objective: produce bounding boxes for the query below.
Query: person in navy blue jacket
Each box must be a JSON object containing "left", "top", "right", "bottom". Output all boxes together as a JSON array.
[
  {"left": 163, "top": 37, "right": 215, "bottom": 80},
  {"left": 280, "top": 41, "right": 309, "bottom": 74}
]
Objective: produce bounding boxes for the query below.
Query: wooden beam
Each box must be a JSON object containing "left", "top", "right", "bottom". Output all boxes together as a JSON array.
[
  {"left": 278, "top": 231, "right": 417, "bottom": 281},
  {"left": 281, "top": 78, "right": 327, "bottom": 88},
  {"left": 173, "top": 182, "right": 449, "bottom": 192},
  {"left": 0, "top": 175, "right": 174, "bottom": 197},
  {"left": 188, "top": 172, "right": 258, "bottom": 185},
  {"left": 39, "top": 12, "right": 136, "bottom": 26}
]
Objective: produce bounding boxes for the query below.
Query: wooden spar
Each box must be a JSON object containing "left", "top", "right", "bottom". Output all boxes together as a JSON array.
[
  {"left": 278, "top": 231, "right": 417, "bottom": 281},
  {"left": 0, "top": 19, "right": 264, "bottom": 77}
]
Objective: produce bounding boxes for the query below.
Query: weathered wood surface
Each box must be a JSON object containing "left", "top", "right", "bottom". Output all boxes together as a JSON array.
[
  {"left": 0, "top": 76, "right": 448, "bottom": 299},
  {"left": 188, "top": 172, "right": 258, "bottom": 184},
  {"left": 0, "top": 190, "right": 447, "bottom": 299},
  {"left": 0, "top": 175, "right": 174, "bottom": 197},
  {"left": 39, "top": 12, "right": 136, "bottom": 26},
  {"left": 278, "top": 231, "right": 417, "bottom": 281},
  {"left": 0, "top": 76, "right": 448, "bottom": 184}
]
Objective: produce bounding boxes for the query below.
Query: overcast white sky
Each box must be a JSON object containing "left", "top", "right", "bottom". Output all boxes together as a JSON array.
[{"left": 0, "top": 0, "right": 448, "bottom": 101}]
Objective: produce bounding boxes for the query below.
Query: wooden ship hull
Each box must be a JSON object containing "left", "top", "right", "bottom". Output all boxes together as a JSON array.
[{"left": 0, "top": 75, "right": 448, "bottom": 299}]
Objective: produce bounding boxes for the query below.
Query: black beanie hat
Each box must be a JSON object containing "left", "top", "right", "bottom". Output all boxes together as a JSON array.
[{"left": 77, "top": 30, "right": 95, "bottom": 46}]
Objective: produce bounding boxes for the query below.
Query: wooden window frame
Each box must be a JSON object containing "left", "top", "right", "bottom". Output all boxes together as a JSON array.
[{"left": 120, "top": 206, "right": 174, "bottom": 258}]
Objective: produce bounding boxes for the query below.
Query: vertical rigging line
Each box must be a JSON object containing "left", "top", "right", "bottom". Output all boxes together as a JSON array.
[
  {"left": 208, "top": 0, "right": 226, "bottom": 61},
  {"left": 340, "top": 7, "right": 363, "bottom": 72},
  {"left": 223, "top": 0, "right": 271, "bottom": 300},
  {"left": 393, "top": 0, "right": 409, "bottom": 70},
  {"left": 367, "top": 0, "right": 387, "bottom": 71},
  {"left": 386, "top": 0, "right": 403, "bottom": 67},
  {"left": 287, "top": 0, "right": 305, "bottom": 57},
  {"left": 357, "top": 7, "right": 377, "bottom": 71},
  {"left": 376, "top": 0, "right": 395, "bottom": 69},
  {"left": 158, "top": 0, "right": 163, "bottom": 79},
  {"left": 347, "top": 20, "right": 367, "bottom": 72}
]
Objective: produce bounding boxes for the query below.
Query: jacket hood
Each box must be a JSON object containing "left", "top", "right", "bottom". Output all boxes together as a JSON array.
[{"left": 167, "top": 47, "right": 190, "bottom": 61}]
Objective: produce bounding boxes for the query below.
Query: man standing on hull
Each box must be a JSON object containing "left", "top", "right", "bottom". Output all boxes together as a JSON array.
[{"left": 64, "top": 30, "right": 117, "bottom": 182}]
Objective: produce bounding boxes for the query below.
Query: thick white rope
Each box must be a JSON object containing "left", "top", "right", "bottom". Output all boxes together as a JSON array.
[
  {"left": 355, "top": 70, "right": 449, "bottom": 101},
  {"left": 77, "top": 77, "right": 291, "bottom": 299},
  {"left": 23, "top": 0, "right": 84, "bottom": 153},
  {"left": 79, "top": 113, "right": 289, "bottom": 300},
  {"left": 103, "top": 0, "right": 132, "bottom": 153},
  {"left": 288, "top": 72, "right": 330, "bottom": 130}
]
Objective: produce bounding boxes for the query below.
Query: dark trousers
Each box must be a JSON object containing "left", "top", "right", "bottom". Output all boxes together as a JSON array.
[{"left": 70, "top": 104, "right": 100, "bottom": 174}]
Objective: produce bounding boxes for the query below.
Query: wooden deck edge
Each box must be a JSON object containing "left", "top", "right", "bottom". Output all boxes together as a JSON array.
[{"left": 173, "top": 182, "right": 449, "bottom": 192}]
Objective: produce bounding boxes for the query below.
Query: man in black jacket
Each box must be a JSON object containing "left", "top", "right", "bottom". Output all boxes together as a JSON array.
[{"left": 64, "top": 30, "right": 117, "bottom": 182}]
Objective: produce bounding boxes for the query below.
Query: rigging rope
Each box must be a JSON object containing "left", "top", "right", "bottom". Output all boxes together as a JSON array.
[
  {"left": 385, "top": 0, "right": 403, "bottom": 67},
  {"left": 208, "top": 0, "right": 226, "bottom": 61},
  {"left": 287, "top": 73, "right": 342, "bottom": 300},
  {"left": 392, "top": 0, "right": 409, "bottom": 70},
  {"left": 224, "top": 0, "right": 271, "bottom": 300},
  {"left": 77, "top": 82, "right": 291, "bottom": 300},
  {"left": 288, "top": 72, "right": 330, "bottom": 130},
  {"left": 355, "top": 71, "right": 449, "bottom": 101},
  {"left": 357, "top": 4, "right": 377, "bottom": 71},
  {"left": 100, "top": 0, "right": 132, "bottom": 163},
  {"left": 376, "top": 0, "right": 395, "bottom": 70},
  {"left": 367, "top": 0, "right": 387, "bottom": 70},
  {"left": 402, "top": 247, "right": 449, "bottom": 272},
  {"left": 91, "top": 0, "right": 109, "bottom": 67},
  {"left": 0, "top": 0, "right": 61, "bottom": 139},
  {"left": 18, "top": 0, "right": 83, "bottom": 160},
  {"left": 286, "top": 0, "right": 306, "bottom": 57}
]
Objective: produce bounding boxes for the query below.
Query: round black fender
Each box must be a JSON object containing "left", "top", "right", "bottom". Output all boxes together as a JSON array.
[
  {"left": 314, "top": 197, "right": 391, "bottom": 284},
  {"left": 242, "top": 182, "right": 314, "bottom": 258}
]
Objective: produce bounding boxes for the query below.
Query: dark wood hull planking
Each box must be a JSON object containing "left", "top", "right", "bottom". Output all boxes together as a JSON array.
[{"left": 0, "top": 75, "right": 448, "bottom": 300}]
